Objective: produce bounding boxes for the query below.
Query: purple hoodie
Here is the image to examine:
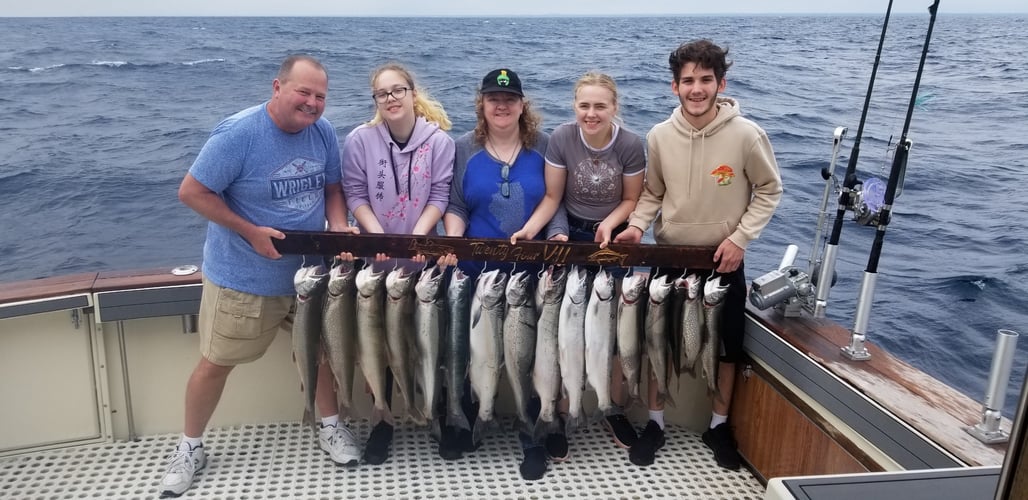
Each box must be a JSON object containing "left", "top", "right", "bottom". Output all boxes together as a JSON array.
[{"left": 341, "top": 116, "right": 455, "bottom": 235}]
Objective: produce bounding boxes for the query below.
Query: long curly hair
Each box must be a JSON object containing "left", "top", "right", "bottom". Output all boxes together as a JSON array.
[{"left": 472, "top": 93, "right": 541, "bottom": 150}]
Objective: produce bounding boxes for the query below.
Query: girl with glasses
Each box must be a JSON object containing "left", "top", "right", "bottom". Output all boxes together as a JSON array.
[{"left": 340, "top": 62, "right": 455, "bottom": 466}]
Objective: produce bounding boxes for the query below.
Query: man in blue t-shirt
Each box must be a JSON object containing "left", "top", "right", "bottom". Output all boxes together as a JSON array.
[{"left": 160, "top": 55, "right": 358, "bottom": 498}]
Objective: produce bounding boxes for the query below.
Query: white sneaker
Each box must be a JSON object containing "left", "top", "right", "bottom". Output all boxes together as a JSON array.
[
  {"left": 159, "top": 443, "right": 207, "bottom": 498},
  {"left": 319, "top": 424, "right": 361, "bottom": 466}
]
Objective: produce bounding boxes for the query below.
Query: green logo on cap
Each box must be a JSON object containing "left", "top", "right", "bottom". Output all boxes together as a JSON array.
[{"left": 497, "top": 70, "right": 510, "bottom": 87}]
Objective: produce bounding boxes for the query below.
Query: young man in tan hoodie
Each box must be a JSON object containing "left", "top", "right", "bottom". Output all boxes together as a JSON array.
[{"left": 614, "top": 39, "right": 783, "bottom": 469}]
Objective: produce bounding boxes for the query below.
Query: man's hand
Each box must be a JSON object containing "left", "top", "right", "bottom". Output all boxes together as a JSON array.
[
  {"left": 613, "top": 225, "right": 643, "bottom": 244},
  {"left": 714, "top": 239, "right": 744, "bottom": 273},
  {"left": 248, "top": 226, "right": 285, "bottom": 259}
]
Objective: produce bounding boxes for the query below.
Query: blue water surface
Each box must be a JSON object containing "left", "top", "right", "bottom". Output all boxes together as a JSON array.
[{"left": 1, "top": 15, "right": 1026, "bottom": 415}]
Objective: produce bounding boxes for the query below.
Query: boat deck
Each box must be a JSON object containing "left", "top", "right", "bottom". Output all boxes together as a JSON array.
[{"left": 0, "top": 419, "right": 764, "bottom": 499}]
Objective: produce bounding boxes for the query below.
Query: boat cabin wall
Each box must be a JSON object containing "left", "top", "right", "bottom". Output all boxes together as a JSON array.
[{"left": 0, "top": 272, "right": 715, "bottom": 456}]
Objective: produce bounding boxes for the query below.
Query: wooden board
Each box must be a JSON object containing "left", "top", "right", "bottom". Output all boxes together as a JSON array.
[{"left": 272, "top": 230, "right": 718, "bottom": 269}]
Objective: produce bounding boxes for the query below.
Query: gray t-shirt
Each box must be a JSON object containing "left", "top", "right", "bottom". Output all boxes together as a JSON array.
[{"left": 545, "top": 121, "right": 645, "bottom": 221}]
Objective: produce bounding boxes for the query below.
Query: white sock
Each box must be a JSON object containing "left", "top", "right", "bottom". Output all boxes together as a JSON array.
[
  {"left": 710, "top": 412, "right": 728, "bottom": 429},
  {"left": 321, "top": 414, "right": 339, "bottom": 429},
  {"left": 179, "top": 434, "right": 202, "bottom": 451},
  {"left": 648, "top": 410, "right": 665, "bottom": 429}
]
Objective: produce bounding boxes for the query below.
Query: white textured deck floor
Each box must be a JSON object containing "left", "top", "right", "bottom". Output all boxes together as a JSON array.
[{"left": 0, "top": 420, "right": 765, "bottom": 499}]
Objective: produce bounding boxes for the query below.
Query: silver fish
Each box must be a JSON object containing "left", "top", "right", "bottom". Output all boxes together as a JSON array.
[
  {"left": 558, "top": 265, "right": 589, "bottom": 434},
  {"left": 469, "top": 269, "right": 507, "bottom": 444},
  {"left": 293, "top": 264, "right": 328, "bottom": 430},
  {"left": 414, "top": 264, "right": 446, "bottom": 432},
  {"left": 322, "top": 260, "right": 358, "bottom": 418},
  {"left": 617, "top": 273, "right": 647, "bottom": 403},
  {"left": 586, "top": 268, "right": 618, "bottom": 420},
  {"left": 644, "top": 273, "right": 676, "bottom": 408},
  {"left": 385, "top": 267, "right": 424, "bottom": 425},
  {"left": 444, "top": 268, "right": 473, "bottom": 431},
  {"left": 503, "top": 269, "right": 537, "bottom": 436},
  {"left": 680, "top": 273, "right": 704, "bottom": 376},
  {"left": 701, "top": 275, "right": 730, "bottom": 401},
  {"left": 532, "top": 265, "right": 567, "bottom": 442},
  {"left": 355, "top": 266, "right": 390, "bottom": 421}
]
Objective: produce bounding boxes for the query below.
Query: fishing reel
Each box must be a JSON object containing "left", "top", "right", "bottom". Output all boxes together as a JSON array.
[
  {"left": 850, "top": 177, "right": 886, "bottom": 226},
  {"left": 849, "top": 138, "right": 912, "bottom": 227},
  {"left": 749, "top": 266, "right": 812, "bottom": 317}
]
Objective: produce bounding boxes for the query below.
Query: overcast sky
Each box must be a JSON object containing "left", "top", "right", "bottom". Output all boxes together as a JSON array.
[{"left": 5, "top": 0, "right": 1025, "bottom": 16}]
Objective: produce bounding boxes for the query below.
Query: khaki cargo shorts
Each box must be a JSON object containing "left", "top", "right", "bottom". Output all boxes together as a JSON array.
[{"left": 198, "top": 277, "right": 295, "bottom": 366}]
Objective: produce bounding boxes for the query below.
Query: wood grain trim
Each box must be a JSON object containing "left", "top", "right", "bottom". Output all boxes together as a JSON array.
[
  {"left": 733, "top": 361, "right": 869, "bottom": 482},
  {"left": 0, "top": 272, "right": 98, "bottom": 305},
  {"left": 0, "top": 268, "right": 201, "bottom": 307},
  {"left": 747, "top": 304, "right": 1008, "bottom": 467},
  {"left": 738, "top": 359, "right": 883, "bottom": 474}
]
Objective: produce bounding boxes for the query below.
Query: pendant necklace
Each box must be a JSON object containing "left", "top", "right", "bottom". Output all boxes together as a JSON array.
[{"left": 488, "top": 138, "right": 520, "bottom": 198}]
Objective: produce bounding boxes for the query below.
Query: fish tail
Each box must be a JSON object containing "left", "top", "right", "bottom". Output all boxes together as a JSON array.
[
  {"left": 533, "top": 416, "right": 561, "bottom": 443},
  {"left": 302, "top": 407, "right": 317, "bottom": 432},
  {"left": 408, "top": 404, "right": 428, "bottom": 427},
  {"left": 659, "top": 391, "right": 677, "bottom": 409},
  {"left": 448, "top": 406, "right": 471, "bottom": 431},
  {"left": 472, "top": 416, "right": 500, "bottom": 445},
  {"left": 429, "top": 419, "right": 442, "bottom": 442}
]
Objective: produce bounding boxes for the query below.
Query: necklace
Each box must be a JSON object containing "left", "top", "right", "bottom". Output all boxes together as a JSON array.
[
  {"left": 487, "top": 138, "right": 520, "bottom": 167},
  {"left": 487, "top": 138, "right": 520, "bottom": 198}
]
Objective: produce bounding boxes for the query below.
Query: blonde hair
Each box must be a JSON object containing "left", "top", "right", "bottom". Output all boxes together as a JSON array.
[
  {"left": 574, "top": 71, "right": 619, "bottom": 105},
  {"left": 473, "top": 93, "right": 542, "bottom": 150},
  {"left": 368, "top": 63, "right": 452, "bottom": 131},
  {"left": 574, "top": 71, "right": 624, "bottom": 126}
]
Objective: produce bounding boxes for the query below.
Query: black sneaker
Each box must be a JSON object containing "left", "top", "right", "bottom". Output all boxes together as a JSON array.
[
  {"left": 702, "top": 422, "right": 741, "bottom": 470},
  {"left": 545, "top": 431, "right": 569, "bottom": 462},
  {"left": 438, "top": 425, "right": 462, "bottom": 461},
  {"left": 629, "top": 420, "right": 665, "bottom": 466},
  {"left": 604, "top": 414, "right": 638, "bottom": 448},
  {"left": 519, "top": 446, "right": 548, "bottom": 480},
  {"left": 363, "top": 421, "right": 393, "bottom": 465}
]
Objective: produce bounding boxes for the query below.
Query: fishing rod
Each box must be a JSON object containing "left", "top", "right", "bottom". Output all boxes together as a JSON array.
[
  {"left": 813, "top": 0, "right": 894, "bottom": 318},
  {"left": 843, "top": 0, "right": 941, "bottom": 361}
]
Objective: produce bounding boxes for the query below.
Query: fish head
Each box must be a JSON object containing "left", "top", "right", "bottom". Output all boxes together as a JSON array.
[
  {"left": 703, "top": 275, "right": 730, "bottom": 305},
  {"left": 414, "top": 264, "right": 444, "bottom": 301},
  {"left": 648, "top": 273, "right": 673, "bottom": 303},
  {"left": 592, "top": 268, "right": 615, "bottom": 301},
  {"left": 385, "top": 267, "right": 416, "bottom": 299},
  {"left": 294, "top": 264, "right": 328, "bottom": 297},
  {"left": 685, "top": 273, "right": 702, "bottom": 299},
  {"left": 447, "top": 268, "right": 470, "bottom": 302},
  {"left": 564, "top": 265, "right": 589, "bottom": 304},
  {"left": 355, "top": 266, "right": 385, "bottom": 297},
  {"left": 475, "top": 269, "right": 508, "bottom": 309},
  {"left": 506, "top": 269, "right": 533, "bottom": 307},
  {"left": 325, "top": 260, "right": 356, "bottom": 295},
  {"left": 621, "top": 273, "right": 647, "bottom": 304},
  {"left": 541, "top": 265, "right": 569, "bottom": 304}
]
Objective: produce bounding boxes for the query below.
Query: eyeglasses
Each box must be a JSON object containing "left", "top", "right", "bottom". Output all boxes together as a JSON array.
[
  {"left": 500, "top": 163, "right": 510, "bottom": 198},
  {"left": 372, "top": 87, "right": 410, "bottom": 103}
]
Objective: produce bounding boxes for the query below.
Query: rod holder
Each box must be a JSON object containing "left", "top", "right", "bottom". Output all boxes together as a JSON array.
[
  {"left": 841, "top": 271, "right": 875, "bottom": 361},
  {"left": 967, "top": 329, "right": 1019, "bottom": 444},
  {"left": 182, "top": 314, "right": 199, "bottom": 334}
]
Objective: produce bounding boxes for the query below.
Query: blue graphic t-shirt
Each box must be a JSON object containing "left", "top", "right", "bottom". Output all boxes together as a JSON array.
[
  {"left": 189, "top": 103, "right": 341, "bottom": 296},
  {"left": 448, "top": 130, "right": 568, "bottom": 276}
]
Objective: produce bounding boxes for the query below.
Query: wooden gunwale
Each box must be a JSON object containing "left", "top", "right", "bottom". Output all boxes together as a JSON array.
[{"left": 747, "top": 304, "right": 1008, "bottom": 468}]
